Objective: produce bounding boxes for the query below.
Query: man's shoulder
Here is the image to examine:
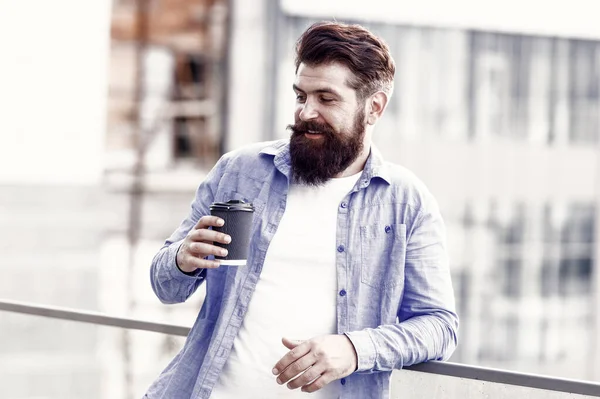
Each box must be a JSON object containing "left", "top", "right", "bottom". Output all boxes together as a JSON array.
[
  {"left": 221, "top": 140, "right": 287, "bottom": 167},
  {"left": 224, "top": 139, "right": 286, "bottom": 159},
  {"left": 379, "top": 161, "right": 439, "bottom": 214}
]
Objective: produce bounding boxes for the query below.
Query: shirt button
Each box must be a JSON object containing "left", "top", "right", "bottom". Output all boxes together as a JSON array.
[
  {"left": 337, "top": 245, "right": 345, "bottom": 253},
  {"left": 340, "top": 202, "right": 347, "bottom": 209},
  {"left": 339, "top": 289, "right": 347, "bottom": 296},
  {"left": 340, "top": 378, "right": 346, "bottom": 385},
  {"left": 385, "top": 225, "right": 391, "bottom": 233}
]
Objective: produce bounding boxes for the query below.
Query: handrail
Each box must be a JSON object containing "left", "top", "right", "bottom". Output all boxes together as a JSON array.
[
  {"left": 405, "top": 362, "right": 600, "bottom": 396},
  {"left": 0, "top": 298, "right": 190, "bottom": 337},
  {"left": 1, "top": 298, "right": 599, "bottom": 397}
]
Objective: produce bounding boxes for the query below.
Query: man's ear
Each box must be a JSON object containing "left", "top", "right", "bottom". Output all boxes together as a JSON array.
[{"left": 366, "top": 91, "right": 389, "bottom": 125}]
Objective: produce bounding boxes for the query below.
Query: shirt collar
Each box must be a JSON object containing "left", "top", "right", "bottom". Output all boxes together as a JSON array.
[
  {"left": 259, "top": 139, "right": 391, "bottom": 186},
  {"left": 361, "top": 144, "right": 391, "bottom": 186},
  {"left": 260, "top": 140, "right": 292, "bottom": 180}
]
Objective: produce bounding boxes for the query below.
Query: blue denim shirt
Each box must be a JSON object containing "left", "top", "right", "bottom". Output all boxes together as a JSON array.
[{"left": 145, "top": 140, "right": 458, "bottom": 399}]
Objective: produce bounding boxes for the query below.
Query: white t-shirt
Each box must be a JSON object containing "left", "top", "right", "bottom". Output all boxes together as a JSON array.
[{"left": 210, "top": 173, "right": 360, "bottom": 399}]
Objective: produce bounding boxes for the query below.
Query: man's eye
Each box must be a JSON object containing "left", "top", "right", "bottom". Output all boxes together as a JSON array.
[
  {"left": 320, "top": 97, "right": 334, "bottom": 103},
  {"left": 296, "top": 95, "right": 306, "bottom": 103}
]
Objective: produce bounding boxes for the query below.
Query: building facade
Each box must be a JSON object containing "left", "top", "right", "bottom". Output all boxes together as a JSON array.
[{"left": 245, "top": 1, "right": 600, "bottom": 381}]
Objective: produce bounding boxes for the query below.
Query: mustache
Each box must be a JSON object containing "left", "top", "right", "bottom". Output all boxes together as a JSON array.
[{"left": 287, "top": 121, "right": 335, "bottom": 136}]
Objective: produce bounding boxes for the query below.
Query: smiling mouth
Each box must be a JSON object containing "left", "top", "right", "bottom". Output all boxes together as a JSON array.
[{"left": 304, "top": 131, "right": 324, "bottom": 140}]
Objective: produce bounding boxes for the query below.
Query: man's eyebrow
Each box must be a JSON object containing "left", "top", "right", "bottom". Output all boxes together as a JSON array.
[{"left": 292, "top": 84, "right": 341, "bottom": 97}]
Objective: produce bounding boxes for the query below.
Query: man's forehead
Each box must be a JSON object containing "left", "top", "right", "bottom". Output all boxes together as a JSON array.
[{"left": 294, "top": 62, "right": 355, "bottom": 93}]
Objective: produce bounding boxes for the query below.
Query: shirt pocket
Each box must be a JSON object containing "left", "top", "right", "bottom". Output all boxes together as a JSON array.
[{"left": 360, "top": 223, "right": 407, "bottom": 289}]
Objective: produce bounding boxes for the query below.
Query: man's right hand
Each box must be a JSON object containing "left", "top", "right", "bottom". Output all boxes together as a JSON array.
[{"left": 176, "top": 216, "right": 232, "bottom": 273}]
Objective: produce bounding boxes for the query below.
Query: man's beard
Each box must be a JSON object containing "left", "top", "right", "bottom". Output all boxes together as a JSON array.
[{"left": 287, "top": 109, "right": 366, "bottom": 186}]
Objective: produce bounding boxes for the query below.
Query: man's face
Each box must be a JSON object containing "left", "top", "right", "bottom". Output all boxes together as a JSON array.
[{"left": 288, "top": 62, "right": 367, "bottom": 186}]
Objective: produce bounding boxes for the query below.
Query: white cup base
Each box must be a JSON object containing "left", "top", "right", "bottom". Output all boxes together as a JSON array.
[{"left": 219, "top": 259, "right": 246, "bottom": 266}]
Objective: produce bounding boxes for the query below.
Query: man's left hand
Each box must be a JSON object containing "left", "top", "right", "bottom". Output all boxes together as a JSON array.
[{"left": 272, "top": 335, "right": 358, "bottom": 393}]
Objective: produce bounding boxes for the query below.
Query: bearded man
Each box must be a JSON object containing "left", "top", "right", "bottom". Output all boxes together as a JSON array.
[{"left": 144, "top": 21, "right": 458, "bottom": 399}]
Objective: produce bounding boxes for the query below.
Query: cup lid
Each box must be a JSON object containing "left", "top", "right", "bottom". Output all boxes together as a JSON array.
[{"left": 210, "top": 199, "right": 255, "bottom": 212}]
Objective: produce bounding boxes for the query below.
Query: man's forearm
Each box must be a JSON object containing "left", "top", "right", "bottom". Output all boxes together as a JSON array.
[{"left": 345, "top": 311, "right": 458, "bottom": 373}]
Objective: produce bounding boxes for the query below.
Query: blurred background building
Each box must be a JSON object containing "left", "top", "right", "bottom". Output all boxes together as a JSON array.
[{"left": 1, "top": 0, "right": 600, "bottom": 398}]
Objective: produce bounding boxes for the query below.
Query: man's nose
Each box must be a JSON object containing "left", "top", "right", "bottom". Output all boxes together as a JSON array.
[{"left": 299, "top": 100, "right": 319, "bottom": 121}]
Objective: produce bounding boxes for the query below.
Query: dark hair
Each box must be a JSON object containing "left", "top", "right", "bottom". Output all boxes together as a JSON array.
[{"left": 295, "top": 21, "right": 395, "bottom": 100}]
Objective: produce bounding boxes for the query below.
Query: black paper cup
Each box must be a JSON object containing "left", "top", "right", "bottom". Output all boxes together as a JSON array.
[{"left": 209, "top": 200, "right": 255, "bottom": 266}]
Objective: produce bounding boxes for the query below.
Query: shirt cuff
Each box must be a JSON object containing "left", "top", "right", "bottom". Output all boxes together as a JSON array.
[
  {"left": 167, "top": 241, "right": 207, "bottom": 281},
  {"left": 344, "top": 330, "right": 378, "bottom": 373}
]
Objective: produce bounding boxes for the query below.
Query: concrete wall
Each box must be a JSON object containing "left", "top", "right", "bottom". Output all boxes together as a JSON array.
[{"left": 391, "top": 369, "right": 597, "bottom": 399}]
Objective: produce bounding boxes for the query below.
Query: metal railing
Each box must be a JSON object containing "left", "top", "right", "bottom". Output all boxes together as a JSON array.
[{"left": 1, "top": 298, "right": 600, "bottom": 397}]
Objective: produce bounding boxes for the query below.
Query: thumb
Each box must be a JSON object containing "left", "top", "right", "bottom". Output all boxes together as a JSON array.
[{"left": 282, "top": 337, "right": 303, "bottom": 349}]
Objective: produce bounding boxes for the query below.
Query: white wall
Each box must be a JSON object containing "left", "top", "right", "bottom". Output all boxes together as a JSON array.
[
  {"left": 0, "top": 0, "right": 112, "bottom": 185},
  {"left": 281, "top": 0, "right": 600, "bottom": 41}
]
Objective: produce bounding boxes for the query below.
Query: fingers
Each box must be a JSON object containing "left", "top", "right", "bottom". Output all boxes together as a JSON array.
[
  {"left": 276, "top": 352, "right": 317, "bottom": 386},
  {"left": 177, "top": 216, "right": 232, "bottom": 273},
  {"left": 188, "top": 242, "right": 228, "bottom": 258},
  {"left": 189, "top": 227, "right": 231, "bottom": 245},
  {"left": 194, "top": 215, "right": 224, "bottom": 230},
  {"left": 284, "top": 364, "right": 326, "bottom": 390},
  {"left": 300, "top": 372, "right": 335, "bottom": 393},
  {"left": 272, "top": 340, "right": 311, "bottom": 377},
  {"left": 273, "top": 335, "right": 356, "bottom": 393},
  {"left": 179, "top": 254, "right": 221, "bottom": 269}
]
